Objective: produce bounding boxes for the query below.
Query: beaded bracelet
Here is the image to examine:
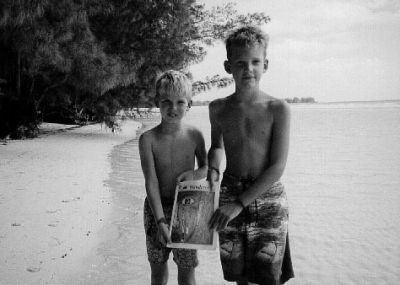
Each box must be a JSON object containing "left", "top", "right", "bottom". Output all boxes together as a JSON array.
[{"left": 157, "top": 217, "right": 167, "bottom": 225}]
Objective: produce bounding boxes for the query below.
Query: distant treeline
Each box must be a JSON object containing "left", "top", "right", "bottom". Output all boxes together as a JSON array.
[
  {"left": 284, "top": 97, "right": 316, "bottom": 103},
  {"left": 192, "top": 101, "right": 211, "bottom": 106},
  {"left": 192, "top": 97, "right": 316, "bottom": 106}
]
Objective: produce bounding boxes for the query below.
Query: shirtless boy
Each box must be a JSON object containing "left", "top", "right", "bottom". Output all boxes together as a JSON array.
[
  {"left": 139, "top": 70, "right": 207, "bottom": 285},
  {"left": 208, "top": 26, "right": 295, "bottom": 285}
]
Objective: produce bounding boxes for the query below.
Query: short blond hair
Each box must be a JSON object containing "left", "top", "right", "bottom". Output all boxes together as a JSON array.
[
  {"left": 226, "top": 25, "right": 269, "bottom": 61},
  {"left": 155, "top": 70, "right": 192, "bottom": 105}
]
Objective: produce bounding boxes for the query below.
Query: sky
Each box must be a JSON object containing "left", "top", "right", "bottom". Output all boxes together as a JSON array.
[{"left": 189, "top": 0, "right": 400, "bottom": 102}]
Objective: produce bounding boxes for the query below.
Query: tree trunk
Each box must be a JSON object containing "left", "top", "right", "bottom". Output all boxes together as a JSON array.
[
  {"left": 29, "top": 77, "right": 36, "bottom": 101},
  {"left": 16, "top": 50, "right": 21, "bottom": 97}
]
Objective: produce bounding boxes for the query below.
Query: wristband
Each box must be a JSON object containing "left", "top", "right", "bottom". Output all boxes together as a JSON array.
[
  {"left": 208, "top": 166, "right": 220, "bottom": 175},
  {"left": 157, "top": 217, "right": 167, "bottom": 225},
  {"left": 235, "top": 197, "right": 246, "bottom": 209}
]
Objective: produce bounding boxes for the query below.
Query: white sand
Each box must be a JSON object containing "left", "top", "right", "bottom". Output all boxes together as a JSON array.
[{"left": 0, "top": 121, "right": 141, "bottom": 284}]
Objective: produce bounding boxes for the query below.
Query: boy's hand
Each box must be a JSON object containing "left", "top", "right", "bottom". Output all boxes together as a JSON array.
[
  {"left": 176, "top": 170, "right": 194, "bottom": 182},
  {"left": 208, "top": 203, "right": 242, "bottom": 231},
  {"left": 157, "top": 222, "right": 171, "bottom": 246}
]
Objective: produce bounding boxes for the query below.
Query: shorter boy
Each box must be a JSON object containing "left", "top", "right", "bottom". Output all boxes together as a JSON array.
[{"left": 139, "top": 70, "right": 207, "bottom": 285}]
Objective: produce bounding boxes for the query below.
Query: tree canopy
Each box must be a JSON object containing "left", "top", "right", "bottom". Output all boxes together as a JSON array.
[{"left": 0, "top": 0, "right": 270, "bottom": 138}]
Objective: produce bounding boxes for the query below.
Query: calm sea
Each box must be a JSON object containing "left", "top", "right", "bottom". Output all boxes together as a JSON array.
[{"left": 87, "top": 101, "right": 400, "bottom": 284}]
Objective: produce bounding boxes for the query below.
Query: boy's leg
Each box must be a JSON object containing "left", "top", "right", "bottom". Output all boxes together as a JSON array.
[
  {"left": 218, "top": 181, "right": 248, "bottom": 283},
  {"left": 173, "top": 248, "right": 198, "bottom": 285},
  {"left": 150, "top": 262, "right": 168, "bottom": 285},
  {"left": 144, "top": 199, "right": 173, "bottom": 284},
  {"left": 177, "top": 266, "right": 196, "bottom": 285},
  {"left": 246, "top": 182, "right": 292, "bottom": 285}
]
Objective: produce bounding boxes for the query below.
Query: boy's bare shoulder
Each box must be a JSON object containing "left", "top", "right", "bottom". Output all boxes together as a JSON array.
[
  {"left": 182, "top": 124, "right": 204, "bottom": 139},
  {"left": 263, "top": 96, "right": 290, "bottom": 118},
  {"left": 263, "top": 95, "right": 289, "bottom": 107},
  {"left": 139, "top": 126, "right": 158, "bottom": 144},
  {"left": 209, "top": 95, "right": 232, "bottom": 113}
]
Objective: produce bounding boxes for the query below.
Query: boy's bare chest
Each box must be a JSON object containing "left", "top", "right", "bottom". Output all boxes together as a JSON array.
[
  {"left": 152, "top": 136, "right": 195, "bottom": 166},
  {"left": 219, "top": 108, "right": 273, "bottom": 140}
]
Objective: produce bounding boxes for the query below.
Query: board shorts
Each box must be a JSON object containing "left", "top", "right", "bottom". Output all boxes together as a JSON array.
[
  {"left": 218, "top": 173, "right": 295, "bottom": 284},
  {"left": 143, "top": 198, "right": 198, "bottom": 268}
]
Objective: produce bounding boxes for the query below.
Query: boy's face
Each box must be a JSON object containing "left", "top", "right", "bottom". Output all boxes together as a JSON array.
[
  {"left": 159, "top": 93, "right": 191, "bottom": 123},
  {"left": 225, "top": 44, "right": 267, "bottom": 90}
]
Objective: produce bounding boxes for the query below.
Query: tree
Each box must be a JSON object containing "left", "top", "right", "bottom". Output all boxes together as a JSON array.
[
  {"left": 89, "top": 0, "right": 269, "bottom": 104},
  {"left": 0, "top": 0, "right": 270, "bottom": 138},
  {"left": 0, "top": 0, "right": 128, "bottom": 133}
]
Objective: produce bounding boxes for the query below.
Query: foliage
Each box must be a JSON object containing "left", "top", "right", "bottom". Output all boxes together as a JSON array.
[
  {"left": 192, "top": 75, "right": 234, "bottom": 95},
  {"left": 0, "top": 0, "right": 269, "bottom": 138}
]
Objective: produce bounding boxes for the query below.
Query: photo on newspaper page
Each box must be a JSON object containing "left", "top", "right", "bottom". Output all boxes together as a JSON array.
[{"left": 167, "top": 180, "right": 219, "bottom": 250}]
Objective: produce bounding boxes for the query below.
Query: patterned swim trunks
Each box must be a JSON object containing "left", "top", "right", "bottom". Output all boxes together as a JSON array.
[
  {"left": 218, "top": 173, "right": 294, "bottom": 284},
  {"left": 143, "top": 198, "right": 198, "bottom": 268}
]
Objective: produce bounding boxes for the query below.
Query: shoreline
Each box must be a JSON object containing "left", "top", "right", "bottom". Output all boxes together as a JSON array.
[
  {"left": 72, "top": 118, "right": 229, "bottom": 284},
  {"left": 0, "top": 120, "right": 142, "bottom": 284},
  {"left": 72, "top": 120, "right": 156, "bottom": 284}
]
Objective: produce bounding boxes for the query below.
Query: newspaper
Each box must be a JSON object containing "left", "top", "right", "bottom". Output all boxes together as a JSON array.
[{"left": 167, "top": 180, "right": 219, "bottom": 250}]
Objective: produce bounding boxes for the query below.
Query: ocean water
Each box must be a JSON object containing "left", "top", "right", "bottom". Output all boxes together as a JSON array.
[{"left": 87, "top": 102, "right": 400, "bottom": 284}]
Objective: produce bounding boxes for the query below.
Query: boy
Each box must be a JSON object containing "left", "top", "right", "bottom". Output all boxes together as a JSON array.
[
  {"left": 139, "top": 70, "right": 207, "bottom": 285},
  {"left": 208, "top": 26, "right": 295, "bottom": 285}
]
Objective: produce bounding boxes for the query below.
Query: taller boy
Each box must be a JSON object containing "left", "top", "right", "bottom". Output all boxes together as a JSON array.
[{"left": 208, "top": 26, "right": 295, "bottom": 284}]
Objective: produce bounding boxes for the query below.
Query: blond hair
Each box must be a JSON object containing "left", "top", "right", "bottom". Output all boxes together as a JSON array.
[
  {"left": 225, "top": 25, "right": 269, "bottom": 60},
  {"left": 155, "top": 70, "right": 192, "bottom": 104}
]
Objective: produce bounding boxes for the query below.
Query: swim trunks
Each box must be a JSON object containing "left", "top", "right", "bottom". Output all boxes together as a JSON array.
[
  {"left": 218, "top": 173, "right": 294, "bottom": 284},
  {"left": 143, "top": 198, "right": 198, "bottom": 268}
]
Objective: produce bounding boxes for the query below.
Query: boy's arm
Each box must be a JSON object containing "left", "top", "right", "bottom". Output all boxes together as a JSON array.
[
  {"left": 193, "top": 129, "right": 208, "bottom": 179},
  {"left": 139, "top": 132, "right": 171, "bottom": 243},
  {"left": 238, "top": 100, "right": 291, "bottom": 207},
  {"left": 176, "top": 128, "right": 208, "bottom": 182},
  {"left": 207, "top": 101, "right": 224, "bottom": 184}
]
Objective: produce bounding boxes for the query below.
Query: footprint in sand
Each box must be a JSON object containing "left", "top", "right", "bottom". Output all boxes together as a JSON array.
[
  {"left": 49, "top": 236, "right": 62, "bottom": 247},
  {"left": 60, "top": 249, "right": 72, "bottom": 259},
  {"left": 61, "top": 197, "right": 81, "bottom": 203},
  {"left": 26, "top": 267, "right": 40, "bottom": 273}
]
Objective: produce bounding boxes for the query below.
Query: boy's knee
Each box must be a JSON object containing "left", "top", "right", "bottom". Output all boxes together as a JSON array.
[
  {"left": 177, "top": 266, "right": 196, "bottom": 285},
  {"left": 150, "top": 262, "right": 168, "bottom": 285}
]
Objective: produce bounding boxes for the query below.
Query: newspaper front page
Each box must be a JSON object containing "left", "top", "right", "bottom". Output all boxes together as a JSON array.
[{"left": 167, "top": 180, "right": 219, "bottom": 250}]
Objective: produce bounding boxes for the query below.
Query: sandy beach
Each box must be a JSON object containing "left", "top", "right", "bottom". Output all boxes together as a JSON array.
[
  {"left": 1, "top": 103, "right": 400, "bottom": 285},
  {"left": 0, "top": 120, "right": 142, "bottom": 284}
]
